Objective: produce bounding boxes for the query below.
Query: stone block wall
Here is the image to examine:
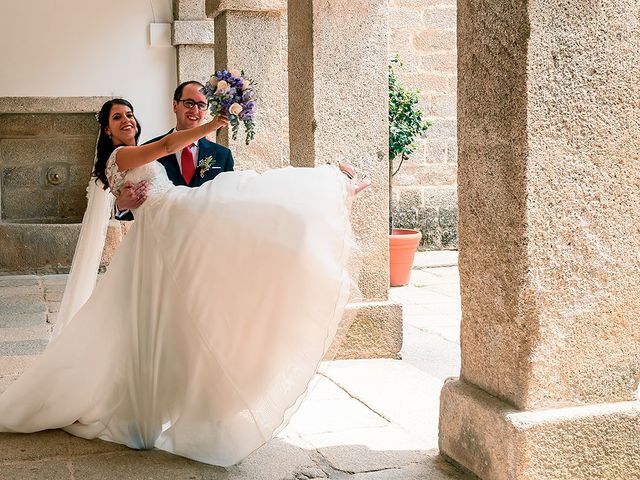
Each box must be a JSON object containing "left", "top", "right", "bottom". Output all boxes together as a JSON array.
[
  {"left": 0, "top": 114, "right": 96, "bottom": 223},
  {"left": 388, "top": 0, "right": 458, "bottom": 250}
]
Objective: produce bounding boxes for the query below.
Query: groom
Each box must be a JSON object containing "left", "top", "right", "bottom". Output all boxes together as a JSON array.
[{"left": 116, "top": 81, "right": 234, "bottom": 218}]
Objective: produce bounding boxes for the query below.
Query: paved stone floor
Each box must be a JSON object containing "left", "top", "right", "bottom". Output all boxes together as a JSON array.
[{"left": 0, "top": 251, "right": 472, "bottom": 480}]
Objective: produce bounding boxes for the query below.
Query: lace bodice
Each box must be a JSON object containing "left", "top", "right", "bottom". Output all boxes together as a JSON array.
[{"left": 106, "top": 147, "right": 174, "bottom": 209}]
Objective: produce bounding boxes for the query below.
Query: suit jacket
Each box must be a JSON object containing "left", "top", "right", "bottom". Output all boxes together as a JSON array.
[{"left": 117, "top": 131, "right": 234, "bottom": 220}]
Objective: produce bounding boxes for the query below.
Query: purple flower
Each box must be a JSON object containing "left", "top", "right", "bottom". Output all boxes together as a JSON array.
[
  {"left": 201, "top": 84, "right": 215, "bottom": 97},
  {"left": 242, "top": 90, "right": 256, "bottom": 102}
]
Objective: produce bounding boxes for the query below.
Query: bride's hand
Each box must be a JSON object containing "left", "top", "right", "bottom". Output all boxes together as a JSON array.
[{"left": 210, "top": 114, "right": 229, "bottom": 131}]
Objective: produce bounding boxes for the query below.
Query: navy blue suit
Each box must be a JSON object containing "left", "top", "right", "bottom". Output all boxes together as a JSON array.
[{"left": 117, "top": 131, "right": 234, "bottom": 220}]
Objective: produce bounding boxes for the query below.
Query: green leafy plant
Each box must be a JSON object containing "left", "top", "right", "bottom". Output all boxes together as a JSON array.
[{"left": 388, "top": 57, "right": 432, "bottom": 232}]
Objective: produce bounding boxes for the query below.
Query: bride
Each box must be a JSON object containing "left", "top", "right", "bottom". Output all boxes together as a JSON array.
[{"left": 0, "top": 98, "right": 369, "bottom": 466}]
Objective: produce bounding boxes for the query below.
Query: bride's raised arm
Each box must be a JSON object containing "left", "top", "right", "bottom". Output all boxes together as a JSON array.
[{"left": 115, "top": 114, "right": 228, "bottom": 171}]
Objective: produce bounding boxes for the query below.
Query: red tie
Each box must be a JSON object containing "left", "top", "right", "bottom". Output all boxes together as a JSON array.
[{"left": 181, "top": 145, "right": 195, "bottom": 184}]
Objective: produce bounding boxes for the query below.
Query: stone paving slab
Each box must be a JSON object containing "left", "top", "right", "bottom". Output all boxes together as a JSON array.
[
  {"left": 402, "top": 290, "right": 457, "bottom": 306},
  {"left": 402, "top": 301, "right": 461, "bottom": 317},
  {"left": 301, "top": 425, "right": 428, "bottom": 473},
  {"left": 413, "top": 251, "right": 458, "bottom": 269},
  {"left": 413, "top": 281, "right": 461, "bottom": 299},
  {"left": 71, "top": 450, "right": 225, "bottom": 480},
  {"left": 416, "top": 324, "right": 460, "bottom": 344},
  {"left": 405, "top": 269, "right": 446, "bottom": 287},
  {"left": 287, "top": 392, "right": 389, "bottom": 436},
  {"left": 0, "top": 430, "right": 69, "bottom": 463},
  {"left": 391, "top": 284, "right": 459, "bottom": 304},
  {"left": 320, "top": 360, "right": 443, "bottom": 447},
  {"left": 306, "top": 375, "right": 350, "bottom": 400},
  {"left": 66, "top": 434, "right": 131, "bottom": 457},
  {"left": 0, "top": 459, "right": 72, "bottom": 480},
  {"left": 350, "top": 454, "right": 473, "bottom": 480},
  {"left": 401, "top": 325, "right": 461, "bottom": 382},
  {"left": 229, "top": 438, "right": 326, "bottom": 480},
  {"left": 404, "top": 312, "right": 460, "bottom": 328},
  {"left": 420, "top": 266, "right": 460, "bottom": 279}
]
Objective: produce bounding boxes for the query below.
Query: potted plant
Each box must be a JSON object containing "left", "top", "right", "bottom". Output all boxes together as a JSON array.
[{"left": 388, "top": 57, "right": 431, "bottom": 286}]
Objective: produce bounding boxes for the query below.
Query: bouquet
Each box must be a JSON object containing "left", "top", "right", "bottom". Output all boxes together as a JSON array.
[{"left": 202, "top": 69, "right": 257, "bottom": 145}]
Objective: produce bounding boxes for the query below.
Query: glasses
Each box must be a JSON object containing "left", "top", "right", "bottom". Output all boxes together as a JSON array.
[{"left": 177, "top": 99, "right": 209, "bottom": 111}]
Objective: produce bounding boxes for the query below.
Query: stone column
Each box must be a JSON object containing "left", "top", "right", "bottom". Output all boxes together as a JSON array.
[
  {"left": 172, "top": 0, "right": 215, "bottom": 83},
  {"left": 288, "top": 0, "right": 402, "bottom": 358},
  {"left": 208, "top": 0, "right": 286, "bottom": 171},
  {"left": 439, "top": 0, "right": 640, "bottom": 478}
]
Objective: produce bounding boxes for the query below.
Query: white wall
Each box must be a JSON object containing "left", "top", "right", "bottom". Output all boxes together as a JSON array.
[{"left": 0, "top": 0, "right": 177, "bottom": 141}]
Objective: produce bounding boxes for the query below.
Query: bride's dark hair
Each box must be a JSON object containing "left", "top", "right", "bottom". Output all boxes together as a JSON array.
[{"left": 93, "top": 99, "right": 142, "bottom": 189}]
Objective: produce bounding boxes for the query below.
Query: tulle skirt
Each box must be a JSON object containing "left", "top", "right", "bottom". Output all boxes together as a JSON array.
[{"left": 0, "top": 165, "right": 357, "bottom": 466}]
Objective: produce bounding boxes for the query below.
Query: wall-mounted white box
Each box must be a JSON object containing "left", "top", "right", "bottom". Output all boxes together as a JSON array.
[{"left": 149, "top": 23, "right": 172, "bottom": 47}]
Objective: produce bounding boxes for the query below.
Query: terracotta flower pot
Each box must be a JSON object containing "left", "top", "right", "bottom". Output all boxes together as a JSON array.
[{"left": 389, "top": 228, "right": 422, "bottom": 287}]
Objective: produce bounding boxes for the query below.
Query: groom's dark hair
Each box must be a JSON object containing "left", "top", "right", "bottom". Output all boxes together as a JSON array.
[{"left": 173, "top": 81, "right": 205, "bottom": 102}]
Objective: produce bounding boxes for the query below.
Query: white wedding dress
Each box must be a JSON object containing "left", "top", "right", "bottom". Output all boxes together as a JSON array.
[{"left": 0, "top": 148, "right": 358, "bottom": 466}]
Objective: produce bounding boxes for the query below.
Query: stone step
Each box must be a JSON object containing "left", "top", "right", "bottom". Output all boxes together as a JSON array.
[
  {"left": 0, "top": 339, "right": 49, "bottom": 356},
  {"left": 0, "top": 275, "right": 61, "bottom": 372}
]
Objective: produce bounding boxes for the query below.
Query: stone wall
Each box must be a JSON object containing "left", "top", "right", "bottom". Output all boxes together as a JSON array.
[
  {"left": 388, "top": 0, "right": 458, "bottom": 250},
  {"left": 0, "top": 97, "right": 118, "bottom": 274},
  {"left": 0, "top": 114, "right": 96, "bottom": 223}
]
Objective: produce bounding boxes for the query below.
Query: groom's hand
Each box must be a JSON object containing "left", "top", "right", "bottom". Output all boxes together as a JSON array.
[{"left": 116, "top": 180, "right": 149, "bottom": 211}]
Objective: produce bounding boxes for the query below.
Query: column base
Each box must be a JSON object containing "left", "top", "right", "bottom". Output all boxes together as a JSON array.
[
  {"left": 331, "top": 300, "right": 403, "bottom": 360},
  {"left": 439, "top": 379, "right": 640, "bottom": 479}
]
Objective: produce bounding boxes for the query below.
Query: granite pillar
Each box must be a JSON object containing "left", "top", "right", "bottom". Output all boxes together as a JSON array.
[
  {"left": 172, "top": 0, "right": 215, "bottom": 84},
  {"left": 439, "top": 0, "right": 640, "bottom": 477},
  {"left": 288, "top": 0, "right": 402, "bottom": 358},
  {"left": 209, "top": 0, "right": 286, "bottom": 170}
]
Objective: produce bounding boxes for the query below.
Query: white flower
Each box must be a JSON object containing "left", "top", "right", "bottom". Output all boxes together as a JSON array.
[
  {"left": 207, "top": 75, "right": 219, "bottom": 87},
  {"left": 215, "top": 80, "right": 229, "bottom": 93},
  {"left": 241, "top": 82, "right": 251, "bottom": 91},
  {"left": 229, "top": 103, "right": 243, "bottom": 115},
  {"left": 229, "top": 69, "right": 242, "bottom": 77}
]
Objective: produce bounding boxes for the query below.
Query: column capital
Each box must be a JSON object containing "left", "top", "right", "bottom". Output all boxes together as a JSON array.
[{"left": 207, "top": 0, "right": 286, "bottom": 18}]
